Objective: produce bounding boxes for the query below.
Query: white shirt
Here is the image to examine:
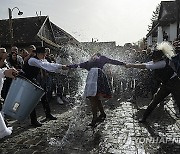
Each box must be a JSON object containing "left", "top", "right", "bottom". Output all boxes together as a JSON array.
[
  {"left": 144, "top": 60, "right": 177, "bottom": 78},
  {"left": 28, "top": 57, "right": 62, "bottom": 73},
  {"left": 144, "top": 60, "right": 166, "bottom": 70},
  {"left": 0, "top": 68, "right": 7, "bottom": 98}
]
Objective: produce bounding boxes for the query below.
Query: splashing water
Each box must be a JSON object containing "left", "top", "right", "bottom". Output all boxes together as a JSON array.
[
  {"left": 48, "top": 43, "right": 147, "bottom": 152},
  {"left": 48, "top": 45, "right": 91, "bottom": 149}
]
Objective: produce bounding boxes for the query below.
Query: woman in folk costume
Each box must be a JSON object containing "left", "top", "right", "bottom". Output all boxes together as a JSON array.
[{"left": 67, "top": 53, "right": 125, "bottom": 127}]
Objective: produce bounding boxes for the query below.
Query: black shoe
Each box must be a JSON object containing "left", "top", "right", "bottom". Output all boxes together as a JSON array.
[
  {"left": 46, "top": 114, "right": 57, "bottom": 120},
  {"left": 31, "top": 121, "right": 42, "bottom": 127},
  {"left": 96, "top": 114, "right": 106, "bottom": 123},
  {"left": 138, "top": 118, "right": 146, "bottom": 123},
  {"left": 175, "top": 113, "right": 180, "bottom": 118},
  {"left": 88, "top": 122, "right": 97, "bottom": 128},
  {"left": 62, "top": 96, "right": 69, "bottom": 103},
  {"left": 127, "top": 97, "right": 136, "bottom": 103},
  {"left": 88, "top": 118, "right": 98, "bottom": 128}
]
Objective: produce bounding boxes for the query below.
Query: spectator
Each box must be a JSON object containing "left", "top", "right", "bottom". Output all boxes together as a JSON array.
[
  {"left": 19, "top": 48, "right": 29, "bottom": 60},
  {"left": 163, "top": 31, "right": 168, "bottom": 41},
  {"left": 56, "top": 52, "right": 71, "bottom": 104},
  {"left": 0, "top": 48, "right": 9, "bottom": 108},
  {"left": 24, "top": 45, "right": 36, "bottom": 62},
  {"left": 8, "top": 52, "right": 23, "bottom": 70},
  {"left": 0, "top": 67, "right": 18, "bottom": 139},
  {"left": 10, "top": 46, "right": 24, "bottom": 66}
]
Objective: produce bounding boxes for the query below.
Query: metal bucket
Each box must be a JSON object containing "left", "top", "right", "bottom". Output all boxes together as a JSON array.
[{"left": 2, "top": 76, "right": 44, "bottom": 121}]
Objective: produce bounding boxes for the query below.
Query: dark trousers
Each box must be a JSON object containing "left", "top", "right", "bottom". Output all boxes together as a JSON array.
[
  {"left": 143, "top": 77, "right": 180, "bottom": 120},
  {"left": 30, "top": 94, "right": 51, "bottom": 122},
  {"left": 1, "top": 78, "right": 12, "bottom": 100}
]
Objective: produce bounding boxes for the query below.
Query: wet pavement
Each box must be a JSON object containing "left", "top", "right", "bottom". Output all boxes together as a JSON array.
[{"left": 0, "top": 95, "right": 180, "bottom": 154}]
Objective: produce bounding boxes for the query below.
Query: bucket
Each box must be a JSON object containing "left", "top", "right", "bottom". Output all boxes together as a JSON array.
[{"left": 2, "top": 76, "right": 45, "bottom": 121}]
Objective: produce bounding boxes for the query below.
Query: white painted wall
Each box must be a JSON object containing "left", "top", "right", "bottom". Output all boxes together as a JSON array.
[
  {"left": 170, "top": 23, "right": 177, "bottom": 41},
  {"left": 157, "top": 26, "right": 163, "bottom": 43},
  {"left": 147, "top": 36, "right": 152, "bottom": 46},
  {"left": 146, "top": 22, "right": 180, "bottom": 48}
]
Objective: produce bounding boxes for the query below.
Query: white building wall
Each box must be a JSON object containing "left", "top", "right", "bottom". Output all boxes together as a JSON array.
[
  {"left": 170, "top": 23, "right": 177, "bottom": 41},
  {"left": 147, "top": 36, "right": 152, "bottom": 46},
  {"left": 157, "top": 26, "right": 163, "bottom": 43}
]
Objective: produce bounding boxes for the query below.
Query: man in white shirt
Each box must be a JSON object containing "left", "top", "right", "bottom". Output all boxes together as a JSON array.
[
  {"left": 126, "top": 49, "right": 180, "bottom": 123},
  {"left": 0, "top": 65, "right": 18, "bottom": 139},
  {"left": 21, "top": 47, "right": 67, "bottom": 127}
]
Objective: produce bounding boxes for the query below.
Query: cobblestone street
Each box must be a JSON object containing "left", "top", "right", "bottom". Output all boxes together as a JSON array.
[{"left": 1, "top": 96, "right": 180, "bottom": 154}]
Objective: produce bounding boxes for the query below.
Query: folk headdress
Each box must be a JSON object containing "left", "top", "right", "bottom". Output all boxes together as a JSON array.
[{"left": 156, "top": 41, "right": 175, "bottom": 59}]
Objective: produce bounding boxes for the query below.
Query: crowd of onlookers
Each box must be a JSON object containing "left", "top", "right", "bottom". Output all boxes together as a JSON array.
[
  {"left": 0, "top": 40, "right": 179, "bottom": 112},
  {"left": 0, "top": 45, "right": 79, "bottom": 130},
  {"left": 0, "top": 45, "right": 73, "bottom": 106},
  {"left": 0, "top": 38, "right": 179, "bottom": 139}
]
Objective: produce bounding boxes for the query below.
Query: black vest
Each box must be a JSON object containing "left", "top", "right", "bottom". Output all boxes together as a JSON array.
[
  {"left": 22, "top": 56, "right": 40, "bottom": 81},
  {"left": 154, "top": 59, "right": 175, "bottom": 83}
]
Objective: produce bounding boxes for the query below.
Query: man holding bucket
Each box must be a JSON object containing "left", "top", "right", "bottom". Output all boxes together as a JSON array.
[
  {"left": 21, "top": 47, "right": 67, "bottom": 127},
  {"left": 0, "top": 48, "right": 18, "bottom": 138}
]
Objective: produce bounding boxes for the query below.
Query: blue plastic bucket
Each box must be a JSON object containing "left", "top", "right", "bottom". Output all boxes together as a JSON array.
[{"left": 2, "top": 76, "right": 45, "bottom": 121}]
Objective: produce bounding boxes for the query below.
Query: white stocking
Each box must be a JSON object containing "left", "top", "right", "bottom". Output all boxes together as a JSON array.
[{"left": 0, "top": 112, "right": 13, "bottom": 139}]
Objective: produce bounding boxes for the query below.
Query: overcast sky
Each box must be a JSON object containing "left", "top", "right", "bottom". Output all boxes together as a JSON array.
[{"left": 0, "top": 0, "right": 172, "bottom": 46}]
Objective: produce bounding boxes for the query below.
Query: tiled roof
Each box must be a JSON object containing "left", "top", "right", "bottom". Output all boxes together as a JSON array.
[
  {"left": 158, "top": 1, "right": 178, "bottom": 23},
  {"left": 0, "top": 16, "right": 47, "bottom": 45},
  {"left": 147, "top": 1, "right": 179, "bottom": 37},
  {"left": 51, "top": 22, "right": 79, "bottom": 45}
]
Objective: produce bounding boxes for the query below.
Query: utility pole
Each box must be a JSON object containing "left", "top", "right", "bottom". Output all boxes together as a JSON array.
[
  {"left": 8, "top": 8, "right": 13, "bottom": 47},
  {"left": 8, "top": 7, "right": 23, "bottom": 47},
  {"left": 176, "top": 0, "right": 180, "bottom": 38}
]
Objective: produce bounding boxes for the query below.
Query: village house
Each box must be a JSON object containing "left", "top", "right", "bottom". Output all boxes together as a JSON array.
[
  {"left": 146, "top": 0, "right": 180, "bottom": 48},
  {"left": 0, "top": 16, "right": 79, "bottom": 54}
]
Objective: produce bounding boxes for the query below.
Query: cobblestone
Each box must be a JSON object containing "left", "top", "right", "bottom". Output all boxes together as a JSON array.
[{"left": 0, "top": 96, "right": 180, "bottom": 153}]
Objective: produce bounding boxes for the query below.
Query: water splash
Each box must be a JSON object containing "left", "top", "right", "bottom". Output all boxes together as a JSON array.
[
  {"left": 48, "top": 43, "right": 148, "bottom": 152},
  {"left": 48, "top": 45, "right": 90, "bottom": 150}
]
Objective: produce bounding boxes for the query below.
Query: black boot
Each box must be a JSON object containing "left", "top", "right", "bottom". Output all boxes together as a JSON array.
[
  {"left": 88, "top": 118, "right": 98, "bottom": 128},
  {"left": 41, "top": 95, "right": 57, "bottom": 120},
  {"left": 31, "top": 120, "right": 42, "bottom": 127},
  {"left": 30, "top": 109, "right": 42, "bottom": 127},
  {"left": 45, "top": 114, "right": 57, "bottom": 120},
  {"left": 96, "top": 113, "right": 106, "bottom": 123},
  {"left": 138, "top": 117, "right": 146, "bottom": 123},
  {"left": 138, "top": 111, "right": 150, "bottom": 123}
]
